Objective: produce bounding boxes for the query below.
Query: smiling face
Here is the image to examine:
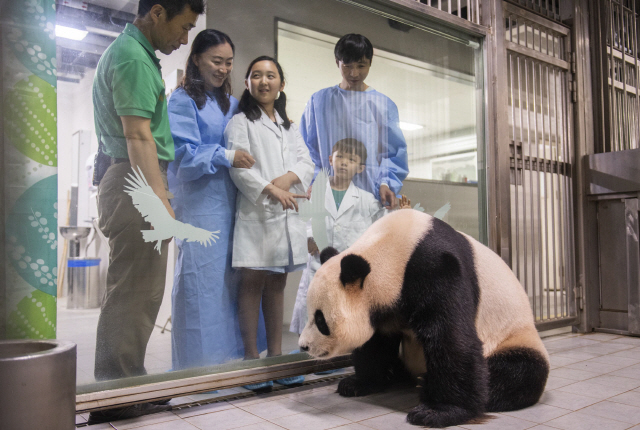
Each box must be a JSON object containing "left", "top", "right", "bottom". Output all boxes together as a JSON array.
[
  {"left": 337, "top": 57, "right": 371, "bottom": 91},
  {"left": 150, "top": 5, "right": 199, "bottom": 55},
  {"left": 329, "top": 150, "right": 365, "bottom": 184},
  {"left": 194, "top": 43, "right": 234, "bottom": 92},
  {"left": 246, "top": 60, "right": 285, "bottom": 110}
]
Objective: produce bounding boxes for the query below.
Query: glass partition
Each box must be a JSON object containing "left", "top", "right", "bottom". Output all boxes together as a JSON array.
[{"left": 2, "top": 0, "right": 485, "bottom": 397}]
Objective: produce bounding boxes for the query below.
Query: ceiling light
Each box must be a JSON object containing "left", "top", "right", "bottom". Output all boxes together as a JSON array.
[
  {"left": 399, "top": 121, "right": 424, "bottom": 131},
  {"left": 55, "top": 25, "right": 88, "bottom": 41},
  {"left": 85, "top": 26, "right": 121, "bottom": 39}
]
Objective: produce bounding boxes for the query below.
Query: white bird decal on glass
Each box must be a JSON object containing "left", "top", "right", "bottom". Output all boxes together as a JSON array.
[
  {"left": 411, "top": 202, "right": 451, "bottom": 219},
  {"left": 123, "top": 167, "right": 220, "bottom": 254},
  {"left": 432, "top": 202, "right": 451, "bottom": 220},
  {"left": 298, "top": 168, "right": 330, "bottom": 251},
  {"left": 412, "top": 202, "right": 426, "bottom": 212}
]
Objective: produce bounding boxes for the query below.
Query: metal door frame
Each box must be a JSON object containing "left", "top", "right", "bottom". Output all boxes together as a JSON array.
[
  {"left": 582, "top": 0, "right": 640, "bottom": 333},
  {"left": 491, "top": 0, "right": 580, "bottom": 330}
]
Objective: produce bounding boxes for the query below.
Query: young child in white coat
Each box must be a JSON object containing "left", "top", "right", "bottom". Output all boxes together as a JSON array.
[
  {"left": 225, "top": 56, "right": 314, "bottom": 391},
  {"left": 290, "top": 138, "right": 410, "bottom": 335}
]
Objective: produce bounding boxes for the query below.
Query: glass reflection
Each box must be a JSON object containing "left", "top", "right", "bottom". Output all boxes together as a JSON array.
[{"left": 44, "top": 0, "right": 484, "bottom": 399}]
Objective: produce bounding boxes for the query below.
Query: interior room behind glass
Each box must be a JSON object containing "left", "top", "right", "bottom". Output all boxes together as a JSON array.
[{"left": 53, "top": 0, "right": 483, "bottom": 391}]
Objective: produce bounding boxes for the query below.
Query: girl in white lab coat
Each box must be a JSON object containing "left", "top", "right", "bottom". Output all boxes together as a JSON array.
[{"left": 225, "top": 56, "right": 313, "bottom": 387}]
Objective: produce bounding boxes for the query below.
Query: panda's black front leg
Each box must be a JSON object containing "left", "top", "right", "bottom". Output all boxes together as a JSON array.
[
  {"left": 406, "top": 317, "right": 489, "bottom": 428},
  {"left": 338, "top": 331, "right": 407, "bottom": 397}
]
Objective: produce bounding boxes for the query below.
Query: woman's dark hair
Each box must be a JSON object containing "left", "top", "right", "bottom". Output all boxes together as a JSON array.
[
  {"left": 238, "top": 56, "right": 291, "bottom": 130},
  {"left": 138, "top": 0, "right": 205, "bottom": 20},
  {"left": 181, "top": 29, "right": 234, "bottom": 114},
  {"left": 334, "top": 34, "right": 374, "bottom": 64}
]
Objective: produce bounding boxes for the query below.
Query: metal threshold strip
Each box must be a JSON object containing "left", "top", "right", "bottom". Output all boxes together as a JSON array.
[
  {"left": 75, "top": 371, "right": 354, "bottom": 427},
  {"left": 76, "top": 355, "right": 352, "bottom": 413},
  {"left": 535, "top": 317, "right": 579, "bottom": 332}
]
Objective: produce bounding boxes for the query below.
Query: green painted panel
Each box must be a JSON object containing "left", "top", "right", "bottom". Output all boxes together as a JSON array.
[
  {"left": 3, "top": 0, "right": 58, "bottom": 340},
  {"left": 6, "top": 75, "right": 57, "bottom": 166},
  {"left": 5, "top": 0, "right": 57, "bottom": 86},
  {"left": 7, "top": 290, "right": 57, "bottom": 339},
  {"left": 6, "top": 175, "right": 58, "bottom": 296}
]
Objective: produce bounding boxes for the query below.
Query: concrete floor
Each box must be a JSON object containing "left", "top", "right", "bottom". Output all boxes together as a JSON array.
[{"left": 75, "top": 331, "right": 640, "bottom": 429}]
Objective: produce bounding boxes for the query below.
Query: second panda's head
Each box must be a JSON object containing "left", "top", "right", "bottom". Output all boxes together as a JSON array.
[{"left": 299, "top": 247, "right": 375, "bottom": 359}]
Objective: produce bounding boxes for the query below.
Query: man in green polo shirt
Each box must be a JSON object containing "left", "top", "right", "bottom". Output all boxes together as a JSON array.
[{"left": 89, "top": 0, "right": 204, "bottom": 424}]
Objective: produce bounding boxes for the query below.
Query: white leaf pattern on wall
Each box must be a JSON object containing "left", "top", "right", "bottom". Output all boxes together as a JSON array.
[
  {"left": 3, "top": 0, "right": 58, "bottom": 340},
  {"left": 6, "top": 175, "right": 58, "bottom": 296}
]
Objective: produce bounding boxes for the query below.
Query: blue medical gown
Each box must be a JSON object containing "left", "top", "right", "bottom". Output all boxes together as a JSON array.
[
  {"left": 167, "top": 88, "right": 266, "bottom": 370},
  {"left": 299, "top": 85, "right": 409, "bottom": 199}
]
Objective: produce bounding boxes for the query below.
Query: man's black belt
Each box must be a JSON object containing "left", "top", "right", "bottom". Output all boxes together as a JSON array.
[
  {"left": 93, "top": 152, "right": 169, "bottom": 186},
  {"left": 110, "top": 157, "right": 169, "bottom": 170}
]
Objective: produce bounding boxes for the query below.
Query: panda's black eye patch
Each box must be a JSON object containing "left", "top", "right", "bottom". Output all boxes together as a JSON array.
[{"left": 314, "top": 310, "right": 330, "bottom": 336}]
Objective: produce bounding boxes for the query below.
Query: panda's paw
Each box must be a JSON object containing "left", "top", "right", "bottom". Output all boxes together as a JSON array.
[
  {"left": 406, "top": 403, "right": 482, "bottom": 428},
  {"left": 337, "top": 376, "right": 378, "bottom": 397}
]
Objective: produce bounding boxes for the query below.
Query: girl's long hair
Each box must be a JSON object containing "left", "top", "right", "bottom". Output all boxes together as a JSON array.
[
  {"left": 238, "top": 56, "right": 291, "bottom": 130},
  {"left": 181, "top": 29, "right": 234, "bottom": 114}
]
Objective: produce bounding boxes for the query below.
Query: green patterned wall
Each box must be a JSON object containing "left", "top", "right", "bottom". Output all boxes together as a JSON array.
[{"left": 3, "top": 0, "right": 58, "bottom": 339}]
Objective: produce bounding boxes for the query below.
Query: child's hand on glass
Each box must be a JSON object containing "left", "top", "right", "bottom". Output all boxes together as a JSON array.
[{"left": 399, "top": 195, "right": 412, "bottom": 209}]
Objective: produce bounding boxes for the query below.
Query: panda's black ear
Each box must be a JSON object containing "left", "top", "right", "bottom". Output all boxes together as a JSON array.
[
  {"left": 320, "top": 247, "right": 339, "bottom": 265},
  {"left": 339, "top": 254, "right": 371, "bottom": 289}
]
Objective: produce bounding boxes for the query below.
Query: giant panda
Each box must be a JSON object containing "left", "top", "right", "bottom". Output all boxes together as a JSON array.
[{"left": 298, "top": 209, "right": 549, "bottom": 428}]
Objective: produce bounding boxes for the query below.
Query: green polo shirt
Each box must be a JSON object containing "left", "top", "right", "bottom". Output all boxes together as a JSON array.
[{"left": 93, "top": 23, "right": 174, "bottom": 161}]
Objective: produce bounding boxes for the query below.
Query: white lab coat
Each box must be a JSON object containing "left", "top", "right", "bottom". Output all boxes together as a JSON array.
[
  {"left": 225, "top": 110, "right": 314, "bottom": 268},
  {"left": 324, "top": 181, "right": 386, "bottom": 253},
  {"left": 290, "top": 182, "right": 385, "bottom": 334}
]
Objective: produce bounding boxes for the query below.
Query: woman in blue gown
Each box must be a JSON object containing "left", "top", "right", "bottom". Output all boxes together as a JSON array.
[{"left": 167, "top": 29, "right": 266, "bottom": 370}]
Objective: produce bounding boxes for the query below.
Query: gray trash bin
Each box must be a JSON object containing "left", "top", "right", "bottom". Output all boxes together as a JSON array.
[
  {"left": 0, "top": 340, "right": 76, "bottom": 430},
  {"left": 67, "top": 258, "right": 102, "bottom": 309}
]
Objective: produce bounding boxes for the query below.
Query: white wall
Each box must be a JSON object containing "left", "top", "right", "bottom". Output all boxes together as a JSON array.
[{"left": 206, "top": 0, "right": 476, "bottom": 99}]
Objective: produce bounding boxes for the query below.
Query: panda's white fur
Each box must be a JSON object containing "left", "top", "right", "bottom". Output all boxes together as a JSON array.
[
  {"left": 299, "top": 209, "right": 549, "bottom": 428},
  {"left": 466, "top": 232, "right": 548, "bottom": 360},
  {"left": 300, "top": 211, "right": 429, "bottom": 359}
]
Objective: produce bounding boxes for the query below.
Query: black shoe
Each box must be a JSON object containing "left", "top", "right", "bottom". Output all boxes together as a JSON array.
[{"left": 87, "top": 402, "right": 172, "bottom": 425}]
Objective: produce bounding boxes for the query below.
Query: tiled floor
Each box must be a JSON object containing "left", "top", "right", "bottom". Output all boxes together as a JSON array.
[{"left": 77, "top": 332, "right": 640, "bottom": 429}]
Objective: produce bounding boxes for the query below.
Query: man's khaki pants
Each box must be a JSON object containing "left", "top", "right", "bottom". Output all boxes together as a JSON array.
[{"left": 94, "top": 162, "right": 170, "bottom": 380}]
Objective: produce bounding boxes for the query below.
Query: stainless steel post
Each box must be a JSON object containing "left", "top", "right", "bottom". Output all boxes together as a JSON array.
[{"left": 0, "top": 340, "right": 76, "bottom": 430}]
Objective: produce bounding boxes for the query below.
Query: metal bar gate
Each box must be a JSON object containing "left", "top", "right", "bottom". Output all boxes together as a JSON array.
[
  {"left": 593, "top": 0, "right": 640, "bottom": 153},
  {"left": 418, "top": 0, "right": 482, "bottom": 25},
  {"left": 503, "top": 1, "right": 578, "bottom": 329}
]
